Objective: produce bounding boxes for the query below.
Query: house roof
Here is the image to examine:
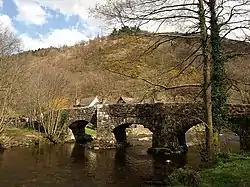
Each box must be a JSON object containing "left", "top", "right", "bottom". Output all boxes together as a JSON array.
[
  {"left": 103, "top": 98, "right": 118, "bottom": 105},
  {"left": 77, "top": 96, "right": 101, "bottom": 106},
  {"left": 117, "top": 96, "right": 141, "bottom": 104},
  {"left": 74, "top": 95, "right": 162, "bottom": 107}
]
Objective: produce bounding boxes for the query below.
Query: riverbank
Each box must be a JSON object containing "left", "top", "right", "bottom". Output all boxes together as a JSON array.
[
  {"left": 169, "top": 152, "right": 250, "bottom": 187},
  {"left": 0, "top": 127, "right": 46, "bottom": 149},
  {"left": 0, "top": 126, "right": 98, "bottom": 149},
  {"left": 200, "top": 153, "right": 250, "bottom": 187}
]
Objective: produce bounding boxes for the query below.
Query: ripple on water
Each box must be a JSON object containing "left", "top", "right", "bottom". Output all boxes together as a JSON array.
[{"left": 0, "top": 134, "right": 240, "bottom": 187}]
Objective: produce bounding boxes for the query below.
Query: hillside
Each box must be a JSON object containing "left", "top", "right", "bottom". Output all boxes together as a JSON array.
[{"left": 3, "top": 33, "right": 250, "bottom": 115}]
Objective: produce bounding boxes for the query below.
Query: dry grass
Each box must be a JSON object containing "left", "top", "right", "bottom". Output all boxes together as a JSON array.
[{"left": 0, "top": 127, "right": 44, "bottom": 148}]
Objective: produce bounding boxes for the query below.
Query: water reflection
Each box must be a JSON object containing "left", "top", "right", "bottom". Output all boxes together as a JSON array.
[
  {"left": 0, "top": 136, "right": 240, "bottom": 187},
  {"left": 114, "top": 147, "right": 127, "bottom": 167},
  {"left": 71, "top": 143, "right": 89, "bottom": 164},
  {"left": 151, "top": 156, "right": 169, "bottom": 184}
]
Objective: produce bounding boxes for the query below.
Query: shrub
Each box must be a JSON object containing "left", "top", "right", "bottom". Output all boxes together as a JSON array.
[{"left": 168, "top": 166, "right": 200, "bottom": 187}]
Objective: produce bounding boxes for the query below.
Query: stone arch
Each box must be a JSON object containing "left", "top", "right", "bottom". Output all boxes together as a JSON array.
[
  {"left": 173, "top": 118, "right": 202, "bottom": 151},
  {"left": 174, "top": 116, "right": 244, "bottom": 151},
  {"left": 68, "top": 120, "right": 93, "bottom": 143},
  {"left": 66, "top": 107, "right": 97, "bottom": 128},
  {"left": 68, "top": 119, "right": 89, "bottom": 129},
  {"left": 110, "top": 116, "right": 156, "bottom": 132},
  {"left": 112, "top": 122, "right": 153, "bottom": 147},
  {"left": 181, "top": 123, "right": 205, "bottom": 149},
  {"left": 108, "top": 116, "right": 162, "bottom": 150}
]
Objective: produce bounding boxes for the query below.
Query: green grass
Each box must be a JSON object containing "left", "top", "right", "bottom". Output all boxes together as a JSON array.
[
  {"left": 85, "top": 127, "right": 96, "bottom": 136},
  {"left": 200, "top": 153, "right": 250, "bottom": 187}
]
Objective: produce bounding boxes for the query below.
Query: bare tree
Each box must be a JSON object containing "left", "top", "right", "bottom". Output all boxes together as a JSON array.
[
  {"left": 0, "top": 24, "right": 23, "bottom": 134},
  {"left": 20, "top": 65, "right": 70, "bottom": 143},
  {"left": 93, "top": 0, "right": 250, "bottom": 155},
  {"left": 0, "top": 26, "right": 22, "bottom": 55},
  {"left": 92, "top": 0, "right": 217, "bottom": 157}
]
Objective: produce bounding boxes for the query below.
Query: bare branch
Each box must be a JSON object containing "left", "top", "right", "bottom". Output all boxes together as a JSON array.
[{"left": 106, "top": 68, "right": 201, "bottom": 90}]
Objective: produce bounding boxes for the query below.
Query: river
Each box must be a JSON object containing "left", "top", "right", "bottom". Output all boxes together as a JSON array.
[{"left": 0, "top": 133, "right": 240, "bottom": 187}]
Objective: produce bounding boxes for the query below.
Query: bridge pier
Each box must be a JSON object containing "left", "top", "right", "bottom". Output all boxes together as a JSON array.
[
  {"left": 239, "top": 125, "right": 250, "bottom": 151},
  {"left": 93, "top": 105, "right": 117, "bottom": 148},
  {"left": 230, "top": 117, "right": 250, "bottom": 151},
  {"left": 95, "top": 122, "right": 116, "bottom": 149},
  {"left": 240, "top": 135, "right": 250, "bottom": 151},
  {"left": 148, "top": 126, "right": 187, "bottom": 155},
  {"left": 148, "top": 134, "right": 186, "bottom": 155}
]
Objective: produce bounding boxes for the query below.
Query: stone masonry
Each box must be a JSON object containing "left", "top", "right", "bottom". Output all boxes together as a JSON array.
[{"left": 63, "top": 102, "right": 250, "bottom": 154}]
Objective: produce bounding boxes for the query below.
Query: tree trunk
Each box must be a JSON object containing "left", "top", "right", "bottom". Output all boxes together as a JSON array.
[
  {"left": 198, "top": 0, "right": 214, "bottom": 158},
  {"left": 209, "top": 0, "right": 228, "bottom": 153}
]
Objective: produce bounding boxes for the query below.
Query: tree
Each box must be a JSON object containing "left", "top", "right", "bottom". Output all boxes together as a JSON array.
[
  {"left": 198, "top": 0, "right": 214, "bottom": 158},
  {"left": 93, "top": 0, "right": 250, "bottom": 155},
  {"left": 206, "top": 0, "right": 250, "bottom": 150},
  {"left": 110, "top": 25, "right": 143, "bottom": 36},
  {"left": 0, "top": 24, "right": 23, "bottom": 133},
  {"left": 21, "top": 66, "right": 70, "bottom": 143},
  {"left": 0, "top": 26, "right": 22, "bottom": 55},
  {"left": 93, "top": 0, "right": 215, "bottom": 156}
]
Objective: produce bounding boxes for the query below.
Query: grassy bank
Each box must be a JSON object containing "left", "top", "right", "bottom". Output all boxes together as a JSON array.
[
  {"left": 200, "top": 153, "right": 250, "bottom": 187},
  {"left": 0, "top": 127, "right": 97, "bottom": 149},
  {"left": 0, "top": 127, "right": 45, "bottom": 148},
  {"left": 169, "top": 153, "right": 250, "bottom": 187},
  {"left": 85, "top": 127, "right": 96, "bottom": 136}
]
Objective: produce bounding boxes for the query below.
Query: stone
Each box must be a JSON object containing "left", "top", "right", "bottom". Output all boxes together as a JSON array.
[
  {"left": 58, "top": 102, "right": 250, "bottom": 152},
  {"left": 109, "top": 140, "right": 115, "bottom": 144},
  {"left": 64, "top": 128, "right": 76, "bottom": 142},
  {"left": 138, "top": 137, "right": 150, "bottom": 141}
]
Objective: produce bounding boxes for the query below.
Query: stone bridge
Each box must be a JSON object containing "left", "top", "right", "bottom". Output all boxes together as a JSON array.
[{"left": 62, "top": 102, "right": 250, "bottom": 154}]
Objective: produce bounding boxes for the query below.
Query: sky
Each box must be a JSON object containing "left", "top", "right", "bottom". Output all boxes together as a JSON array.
[
  {"left": 0, "top": 0, "right": 105, "bottom": 50},
  {"left": 0, "top": 0, "right": 247, "bottom": 51}
]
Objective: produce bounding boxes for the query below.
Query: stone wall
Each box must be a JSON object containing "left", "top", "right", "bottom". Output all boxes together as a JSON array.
[
  {"left": 64, "top": 102, "right": 250, "bottom": 152},
  {"left": 64, "top": 106, "right": 97, "bottom": 126}
]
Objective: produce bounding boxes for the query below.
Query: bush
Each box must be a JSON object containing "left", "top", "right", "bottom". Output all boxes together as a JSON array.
[
  {"left": 217, "top": 152, "right": 230, "bottom": 161},
  {"left": 110, "top": 26, "right": 143, "bottom": 37},
  {"left": 58, "top": 110, "right": 68, "bottom": 127},
  {"left": 41, "top": 110, "right": 69, "bottom": 143},
  {"left": 168, "top": 166, "right": 200, "bottom": 187}
]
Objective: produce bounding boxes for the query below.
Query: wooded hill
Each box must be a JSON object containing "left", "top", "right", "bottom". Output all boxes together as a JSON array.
[{"left": 5, "top": 32, "right": 250, "bottom": 116}]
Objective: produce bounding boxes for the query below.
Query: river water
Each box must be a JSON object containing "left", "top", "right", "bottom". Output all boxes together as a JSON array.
[{"left": 0, "top": 134, "right": 240, "bottom": 187}]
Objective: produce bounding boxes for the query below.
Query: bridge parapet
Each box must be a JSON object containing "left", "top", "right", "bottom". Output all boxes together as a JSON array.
[
  {"left": 67, "top": 103, "right": 250, "bottom": 120},
  {"left": 101, "top": 102, "right": 204, "bottom": 117}
]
